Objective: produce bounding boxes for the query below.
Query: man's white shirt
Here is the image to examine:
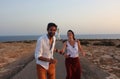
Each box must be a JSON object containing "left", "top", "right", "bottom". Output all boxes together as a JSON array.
[{"left": 35, "top": 34, "right": 56, "bottom": 70}]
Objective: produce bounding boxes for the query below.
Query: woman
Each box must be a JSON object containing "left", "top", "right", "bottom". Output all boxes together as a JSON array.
[{"left": 61, "top": 30, "right": 85, "bottom": 79}]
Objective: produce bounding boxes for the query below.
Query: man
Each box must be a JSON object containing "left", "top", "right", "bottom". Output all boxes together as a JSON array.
[{"left": 35, "top": 23, "right": 57, "bottom": 79}]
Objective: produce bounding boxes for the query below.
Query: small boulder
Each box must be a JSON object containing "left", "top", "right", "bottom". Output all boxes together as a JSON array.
[{"left": 100, "top": 55, "right": 113, "bottom": 65}]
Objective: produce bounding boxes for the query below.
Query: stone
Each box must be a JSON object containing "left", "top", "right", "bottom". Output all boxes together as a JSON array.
[
  {"left": 113, "top": 56, "right": 120, "bottom": 61},
  {"left": 80, "top": 57, "right": 109, "bottom": 79},
  {"left": 100, "top": 55, "right": 113, "bottom": 65}
]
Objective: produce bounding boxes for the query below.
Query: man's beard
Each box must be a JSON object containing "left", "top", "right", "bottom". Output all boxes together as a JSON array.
[{"left": 48, "top": 32, "right": 55, "bottom": 37}]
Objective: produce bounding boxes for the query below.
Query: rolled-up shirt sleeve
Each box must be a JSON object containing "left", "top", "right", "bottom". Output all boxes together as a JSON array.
[{"left": 35, "top": 38, "right": 43, "bottom": 60}]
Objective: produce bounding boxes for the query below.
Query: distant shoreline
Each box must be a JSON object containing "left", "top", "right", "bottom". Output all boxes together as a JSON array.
[
  {"left": 0, "top": 34, "right": 120, "bottom": 42},
  {"left": 1, "top": 38, "right": 120, "bottom": 42},
  {"left": 1, "top": 39, "right": 120, "bottom": 48}
]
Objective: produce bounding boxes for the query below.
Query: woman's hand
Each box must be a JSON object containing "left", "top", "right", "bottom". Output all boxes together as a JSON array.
[
  {"left": 82, "top": 52, "right": 86, "bottom": 56},
  {"left": 64, "top": 54, "right": 70, "bottom": 58},
  {"left": 58, "top": 50, "right": 64, "bottom": 55}
]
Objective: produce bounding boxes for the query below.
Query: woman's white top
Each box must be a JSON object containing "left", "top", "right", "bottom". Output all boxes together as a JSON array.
[{"left": 66, "top": 41, "right": 79, "bottom": 58}]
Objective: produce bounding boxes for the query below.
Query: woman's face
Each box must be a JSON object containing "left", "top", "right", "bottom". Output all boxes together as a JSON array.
[{"left": 67, "top": 32, "right": 73, "bottom": 39}]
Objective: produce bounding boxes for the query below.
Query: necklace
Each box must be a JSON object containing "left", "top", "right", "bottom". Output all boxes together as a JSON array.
[{"left": 68, "top": 39, "right": 75, "bottom": 48}]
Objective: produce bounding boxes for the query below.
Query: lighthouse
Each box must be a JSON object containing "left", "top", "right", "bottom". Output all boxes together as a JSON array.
[{"left": 57, "top": 28, "right": 61, "bottom": 40}]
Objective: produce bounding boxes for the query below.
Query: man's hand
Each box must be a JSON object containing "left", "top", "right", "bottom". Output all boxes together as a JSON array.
[{"left": 49, "top": 59, "right": 57, "bottom": 64}]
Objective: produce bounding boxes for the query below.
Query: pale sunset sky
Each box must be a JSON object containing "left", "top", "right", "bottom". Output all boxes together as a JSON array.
[{"left": 0, "top": 0, "right": 120, "bottom": 36}]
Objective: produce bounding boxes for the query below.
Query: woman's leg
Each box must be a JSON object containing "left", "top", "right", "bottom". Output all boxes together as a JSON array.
[
  {"left": 72, "top": 58, "right": 82, "bottom": 79},
  {"left": 65, "top": 58, "right": 72, "bottom": 79}
]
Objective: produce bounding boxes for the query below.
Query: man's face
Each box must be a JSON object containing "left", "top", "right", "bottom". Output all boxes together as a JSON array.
[{"left": 48, "top": 26, "right": 57, "bottom": 37}]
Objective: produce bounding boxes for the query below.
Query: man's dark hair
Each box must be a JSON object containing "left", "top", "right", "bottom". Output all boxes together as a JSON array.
[{"left": 47, "top": 22, "right": 57, "bottom": 31}]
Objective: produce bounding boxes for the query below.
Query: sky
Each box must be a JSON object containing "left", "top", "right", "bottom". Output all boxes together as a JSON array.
[{"left": 0, "top": 0, "right": 120, "bottom": 36}]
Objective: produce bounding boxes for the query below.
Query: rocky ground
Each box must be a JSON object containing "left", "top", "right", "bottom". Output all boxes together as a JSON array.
[
  {"left": 80, "top": 39, "right": 120, "bottom": 79},
  {"left": 0, "top": 39, "right": 120, "bottom": 79},
  {"left": 0, "top": 40, "right": 36, "bottom": 79}
]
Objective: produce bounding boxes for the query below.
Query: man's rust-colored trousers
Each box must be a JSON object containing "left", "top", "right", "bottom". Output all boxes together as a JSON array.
[{"left": 36, "top": 64, "right": 56, "bottom": 79}]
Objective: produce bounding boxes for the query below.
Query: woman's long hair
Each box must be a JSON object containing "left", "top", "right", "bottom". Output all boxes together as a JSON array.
[{"left": 67, "top": 30, "right": 75, "bottom": 40}]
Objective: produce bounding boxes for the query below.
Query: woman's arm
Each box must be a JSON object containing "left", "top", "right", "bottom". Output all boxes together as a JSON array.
[
  {"left": 53, "top": 41, "right": 67, "bottom": 55},
  {"left": 60, "top": 41, "right": 67, "bottom": 55},
  {"left": 77, "top": 40, "right": 86, "bottom": 56}
]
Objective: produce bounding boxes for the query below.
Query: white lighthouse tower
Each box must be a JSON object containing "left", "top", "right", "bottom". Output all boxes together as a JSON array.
[{"left": 57, "top": 28, "right": 61, "bottom": 40}]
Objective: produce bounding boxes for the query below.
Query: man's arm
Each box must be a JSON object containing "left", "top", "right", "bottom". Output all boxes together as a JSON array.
[
  {"left": 38, "top": 57, "right": 57, "bottom": 64},
  {"left": 35, "top": 38, "right": 57, "bottom": 64}
]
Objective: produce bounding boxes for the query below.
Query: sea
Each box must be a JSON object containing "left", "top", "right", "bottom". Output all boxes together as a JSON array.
[{"left": 0, "top": 34, "right": 120, "bottom": 42}]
